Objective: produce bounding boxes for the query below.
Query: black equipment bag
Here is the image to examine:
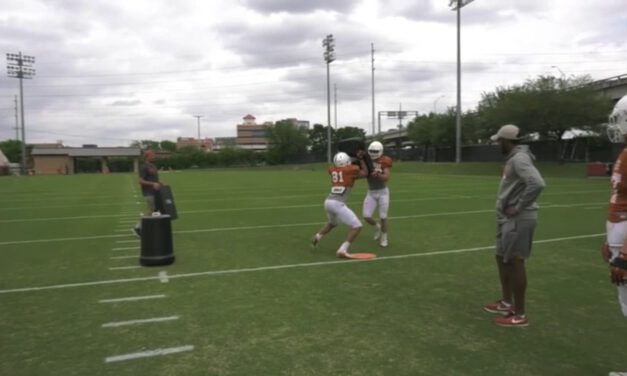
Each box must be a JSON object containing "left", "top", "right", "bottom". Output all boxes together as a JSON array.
[
  {"left": 156, "top": 185, "right": 178, "bottom": 220},
  {"left": 337, "top": 137, "right": 374, "bottom": 174}
]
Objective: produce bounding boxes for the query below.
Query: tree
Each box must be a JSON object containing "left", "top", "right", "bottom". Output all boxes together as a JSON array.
[
  {"left": 308, "top": 123, "right": 334, "bottom": 157},
  {"left": 333, "top": 126, "right": 366, "bottom": 148},
  {"left": 265, "top": 120, "right": 310, "bottom": 164},
  {"left": 0, "top": 139, "right": 22, "bottom": 163},
  {"left": 407, "top": 114, "right": 435, "bottom": 149},
  {"left": 160, "top": 140, "right": 177, "bottom": 152},
  {"left": 477, "top": 75, "right": 612, "bottom": 140},
  {"left": 131, "top": 140, "right": 160, "bottom": 150}
]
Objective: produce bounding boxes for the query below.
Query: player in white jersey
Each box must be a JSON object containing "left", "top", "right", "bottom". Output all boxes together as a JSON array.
[{"left": 362, "top": 141, "right": 393, "bottom": 247}]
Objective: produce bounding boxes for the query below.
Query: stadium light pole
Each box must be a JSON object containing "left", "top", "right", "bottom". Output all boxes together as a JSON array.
[
  {"left": 193, "top": 115, "right": 203, "bottom": 142},
  {"left": 323, "top": 34, "right": 335, "bottom": 164},
  {"left": 371, "top": 42, "right": 376, "bottom": 136},
  {"left": 7, "top": 52, "right": 36, "bottom": 175},
  {"left": 449, "top": 0, "right": 474, "bottom": 164}
]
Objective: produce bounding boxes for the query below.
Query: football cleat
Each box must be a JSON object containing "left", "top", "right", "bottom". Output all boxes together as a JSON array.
[
  {"left": 311, "top": 235, "right": 320, "bottom": 248},
  {"left": 494, "top": 313, "right": 529, "bottom": 327},
  {"left": 373, "top": 224, "right": 381, "bottom": 241},
  {"left": 336, "top": 250, "right": 351, "bottom": 259},
  {"left": 483, "top": 300, "right": 513, "bottom": 314},
  {"left": 379, "top": 234, "right": 388, "bottom": 247}
]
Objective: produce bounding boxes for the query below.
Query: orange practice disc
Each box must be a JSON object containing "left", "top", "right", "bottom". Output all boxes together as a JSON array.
[{"left": 347, "top": 253, "right": 377, "bottom": 260}]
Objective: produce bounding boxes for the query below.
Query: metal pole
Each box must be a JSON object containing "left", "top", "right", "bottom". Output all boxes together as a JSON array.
[
  {"left": 14, "top": 95, "right": 19, "bottom": 141},
  {"left": 378, "top": 111, "right": 381, "bottom": 134},
  {"left": 371, "top": 43, "right": 375, "bottom": 136},
  {"left": 193, "top": 115, "right": 203, "bottom": 144},
  {"left": 455, "top": 0, "right": 462, "bottom": 164},
  {"left": 326, "top": 62, "right": 332, "bottom": 163},
  {"left": 19, "top": 61, "right": 27, "bottom": 175},
  {"left": 334, "top": 83, "right": 337, "bottom": 129}
]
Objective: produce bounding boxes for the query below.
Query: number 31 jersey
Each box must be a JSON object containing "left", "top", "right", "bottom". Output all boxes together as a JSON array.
[{"left": 327, "top": 164, "right": 361, "bottom": 203}]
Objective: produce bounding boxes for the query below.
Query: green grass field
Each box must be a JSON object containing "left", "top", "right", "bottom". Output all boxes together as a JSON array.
[{"left": 0, "top": 162, "right": 624, "bottom": 376}]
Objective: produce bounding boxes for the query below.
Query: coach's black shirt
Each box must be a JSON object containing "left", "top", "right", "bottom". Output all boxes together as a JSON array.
[{"left": 139, "top": 162, "right": 159, "bottom": 196}]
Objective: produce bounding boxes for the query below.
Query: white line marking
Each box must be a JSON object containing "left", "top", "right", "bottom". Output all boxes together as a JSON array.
[
  {"left": 159, "top": 271, "right": 169, "bottom": 283},
  {"left": 0, "top": 202, "right": 607, "bottom": 246},
  {"left": 102, "top": 315, "right": 179, "bottom": 328},
  {"left": 0, "top": 189, "right": 609, "bottom": 223},
  {"left": 0, "top": 233, "right": 604, "bottom": 295},
  {"left": 99, "top": 294, "right": 167, "bottom": 303},
  {"left": 111, "top": 255, "right": 137, "bottom": 260},
  {"left": 109, "top": 266, "right": 141, "bottom": 271},
  {"left": 104, "top": 345, "right": 194, "bottom": 363},
  {"left": 115, "top": 239, "right": 139, "bottom": 243},
  {"left": 112, "top": 247, "right": 140, "bottom": 251}
]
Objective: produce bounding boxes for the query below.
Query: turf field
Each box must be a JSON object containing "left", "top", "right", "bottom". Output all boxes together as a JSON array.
[{"left": 0, "top": 162, "right": 624, "bottom": 375}]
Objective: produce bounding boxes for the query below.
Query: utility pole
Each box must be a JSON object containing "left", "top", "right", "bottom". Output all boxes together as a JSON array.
[
  {"left": 6, "top": 52, "right": 36, "bottom": 175},
  {"left": 193, "top": 115, "right": 203, "bottom": 143},
  {"left": 14, "top": 95, "right": 19, "bottom": 141},
  {"left": 334, "top": 83, "right": 337, "bottom": 129},
  {"left": 323, "top": 34, "right": 335, "bottom": 163},
  {"left": 449, "top": 0, "right": 475, "bottom": 163},
  {"left": 371, "top": 43, "right": 376, "bottom": 136}
]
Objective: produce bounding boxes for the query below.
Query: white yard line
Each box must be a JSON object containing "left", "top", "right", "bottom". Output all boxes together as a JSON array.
[
  {"left": 104, "top": 345, "right": 194, "bottom": 363},
  {"left": 116, "top": 239, "right": 139, "bottom": 243},
  {"left": 0, "top": 190, "right": 610, "bottom": 224},
  {"left": 111, "top": 255, "right": 137, "bottom": 260},
  {"left": 0, "top": 233, "right": 604, "bottom": 295},
  {"left": 101, "top": 315, "right": 179, "bottom": 328},
  {"left": 112, "top": 247, "right": 140, "bottom": 251},
  {"left": 108, "top": 266, "right": 141, "bottom": 271},
  {"left": 99, "top": 294, "right": 167, "bottom": 303},
  {"left": 0, "top": 201, "right": 608, "bottom": 246}
]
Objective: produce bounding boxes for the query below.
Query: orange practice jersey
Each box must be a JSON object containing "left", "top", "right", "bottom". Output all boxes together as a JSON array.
[
  {"left": 328, "top": 164, "right": 360, "bottom": 188},
  {"left": 609, "top": 149, "right": 627, "bottom": 222},
  {"left": 367, "top": 155, "right": 393, "bottom": 190}
]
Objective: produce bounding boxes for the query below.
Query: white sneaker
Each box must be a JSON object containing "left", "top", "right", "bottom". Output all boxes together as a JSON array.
[
  {"left": 380, "top": 234, "right": 388, "bottom": 248},
  {"left": 311, "top": 234, "right": 320, "bottom": 248},
  {"left": 373, "top": 224, "right": 381, "bottom": 241},
  {"left": 336, "top": 249, "right": 351, "bottom": 259}
]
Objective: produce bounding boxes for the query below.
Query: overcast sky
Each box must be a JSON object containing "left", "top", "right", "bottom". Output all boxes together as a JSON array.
[{"left": 1, "top": 0, "right": 626, "bottom": 146}]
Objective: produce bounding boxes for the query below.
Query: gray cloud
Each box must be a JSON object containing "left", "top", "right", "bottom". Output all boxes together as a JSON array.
[
  {"left": 111, "top": 99, "right": 142, "bottom": 106},
  {"left": 240, "top": 0, "right": 360, "bottom": 14},
  {"left": 215, "top": 13, "right": 404, "bottom": 70}
]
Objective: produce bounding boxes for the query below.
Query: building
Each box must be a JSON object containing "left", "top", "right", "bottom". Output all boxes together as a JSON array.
[
  {"left": 213, "top": 137, "right": 237, "bottom": 151},
  {"left": 176, "top": 137, "right": 214, "bottom": 151},
  {"left": 236, "top": 114, "right": 269, "bottom": 151},
  {"left": 31, "top": 147, "right": 141, "bottom": 174},
  {"left": 282, "top": 118, "right": 310, "bottom": 130}
]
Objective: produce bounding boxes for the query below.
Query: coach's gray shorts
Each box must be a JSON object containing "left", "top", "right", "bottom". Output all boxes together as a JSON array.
[{"left": 496, "top": 218, "right": 537, "bottom": 262}]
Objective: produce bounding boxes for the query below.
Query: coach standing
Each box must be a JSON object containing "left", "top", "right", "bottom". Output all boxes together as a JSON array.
[
  {"left": 483, "top": 124, "right": 546, "bottom": 327},
  {"left": 132, "top": 150, "right": 161, "bottom": 237}
]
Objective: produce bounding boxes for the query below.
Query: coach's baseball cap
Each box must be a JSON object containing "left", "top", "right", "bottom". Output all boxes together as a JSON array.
[{"left": 490, "top": 124, "right": 520, "bottom": 141}]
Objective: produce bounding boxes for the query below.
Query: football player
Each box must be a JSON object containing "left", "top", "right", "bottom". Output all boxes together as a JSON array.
[
  {"left": 311, "top": 151, "right": 368, "bottom": 258},
  {"left": 604, "top": 95, "right": 627, "bottom": 321},
  {"left": 362, "top": 141, "right": 393, "bottom": 247}
]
